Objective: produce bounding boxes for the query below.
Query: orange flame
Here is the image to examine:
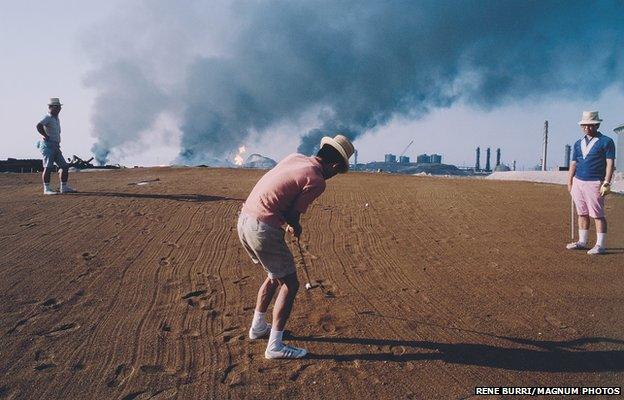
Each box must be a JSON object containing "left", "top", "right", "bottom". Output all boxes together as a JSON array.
[{"left": 234, "top": 145, "right": 246, "bottom": 166}]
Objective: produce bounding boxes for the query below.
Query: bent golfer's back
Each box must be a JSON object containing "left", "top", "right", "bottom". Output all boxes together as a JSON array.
[{"left": 241, "top": 153, "right": 326, "bottom": 229}]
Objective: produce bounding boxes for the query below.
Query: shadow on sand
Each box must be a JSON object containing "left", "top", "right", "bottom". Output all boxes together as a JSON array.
[
  {"left": 72, "top": 191, "right": 243, "bottom": 203},
  {"left": 292, "top": 334, "right": 624, "bottom": 372}
]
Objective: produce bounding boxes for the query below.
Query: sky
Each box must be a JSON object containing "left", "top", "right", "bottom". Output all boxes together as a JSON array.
[{"left": 1, "top": 1, "right": 623, "bottom": 170}]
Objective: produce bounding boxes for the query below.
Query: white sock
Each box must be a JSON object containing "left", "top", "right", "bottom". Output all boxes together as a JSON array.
[
  {"left": 268, "top": 329, "right": 283, "bottom": 350},
  {"left": 578, "top": 229, "right": 589, "bottom": 245},
  {"left": 251, "top": 310, "right": 267, "bottom": 330},
  {"left": 597, "top": 233, "right": 606, "bottom": 248}
]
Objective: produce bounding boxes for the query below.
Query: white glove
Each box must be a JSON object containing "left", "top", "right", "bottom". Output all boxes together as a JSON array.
[{"left": 600, "top": 182, "right": 611, "bottom": 196}]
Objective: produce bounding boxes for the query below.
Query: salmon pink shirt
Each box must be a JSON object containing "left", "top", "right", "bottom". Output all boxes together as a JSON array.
[{"left": 241, "top": 154, "right": 326, "bottom": 229}]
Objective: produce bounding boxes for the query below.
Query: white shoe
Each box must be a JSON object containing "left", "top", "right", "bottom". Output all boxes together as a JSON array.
[
  {"left": 60, "top": 185, "right": 77, "bottom": 193},
  {"left": 249, "top": 323, "right": 270, "bottom": 340},
  {"left": 566, "top": 242, "right": 588, "bottom": 250},
  {"left": 265, "top": 344, "right": 307, "bottom": 359},
  {"left": 43, "top": 188, "right": 58, "bottom": 195},
  {"left": 587, "top": 246, "right": 606, "bottom": 255}
]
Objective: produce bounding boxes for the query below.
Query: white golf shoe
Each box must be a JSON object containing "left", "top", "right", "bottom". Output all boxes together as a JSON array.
[
  {"left": 43, "top": 188, "right": 58, "bottom": 195},
  {"left": 60, "top": 185, "right": 77, "bottom": 193},
  {"left": 587, "top": 245, "right": 606, "bottom": 255},
  {"left": 566, "top": 242, "right": 588, "bottom": 250},
  {"left": 249, "top": 323, "right": 271, "bottom": 340},
  {"left": 265, "top": 344, "right": 307, "bottom": 359}
]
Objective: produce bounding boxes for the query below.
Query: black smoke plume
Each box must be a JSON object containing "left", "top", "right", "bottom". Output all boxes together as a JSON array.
[{"left": 84, "top": 0, "right": 624, "bottom": 164}]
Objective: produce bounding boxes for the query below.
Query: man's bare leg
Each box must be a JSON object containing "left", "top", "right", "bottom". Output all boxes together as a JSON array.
[
  {"left": 42, "top": 167, "right": 57, "bottom": 194},
  {"left": 567, "top": 215, "right": 590, "bottom": 249},
  {"left": 59, "top": 168, "right": 68, "bottom": 183},
  {"left": 265, "top": 273, "right": 307, "bottom": 358},
  {"left": 249, "top": 277, "right": 279, "bottom": 339},
  {"left": 42, "top": 167, "right": 52, "bottom": 184},
  {"left": 272, "top": 273, "right": 299, "bottom": 331},
  {"left": 255, "top": 277, "right": 280, "bottom": 313},
  {"left": 592, "top": 217, "right": 607, "bottom": 252},
  {"left": 578, "top": 215, "right": 590, "bottom": 230},
  {"left": 595, "top": 217, "right": 607, "bottom": 234}
]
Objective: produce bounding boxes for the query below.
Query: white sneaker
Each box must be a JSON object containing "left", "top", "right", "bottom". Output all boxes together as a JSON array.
[
  {"left": 566, "top": 242, "right": 588, "bottom": 250},
  {"left": 43, "top": 188, "right": 58, "bottom": 195},
  {"left": 248, "top": 323, "right": 270, "bottom": 340},
  {"left": 265, "top": 344, "right": 307, "bottom": 359},
  {"left": 60, "top": 185, "right": 77, "bottom": 193},
  {"left": 587, "top": 246, "right": 606, "bottom": 255}
]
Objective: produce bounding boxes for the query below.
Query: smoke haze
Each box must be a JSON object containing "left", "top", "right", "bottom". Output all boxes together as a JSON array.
[{"left": 83, "top": 0, "right": 624, "bottom": 165}]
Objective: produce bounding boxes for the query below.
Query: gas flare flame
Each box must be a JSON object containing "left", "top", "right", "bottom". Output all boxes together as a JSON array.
[{"left": 234, "top": 145, "right": 246, "bottom": 166}]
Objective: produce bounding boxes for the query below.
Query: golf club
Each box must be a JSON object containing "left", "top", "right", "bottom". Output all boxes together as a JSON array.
[
  {"left": 296, "top": 237, "right": 314, "bottom": 290},
  {"left": 570, "top": 196, "right": 575, "bottom": 241}
]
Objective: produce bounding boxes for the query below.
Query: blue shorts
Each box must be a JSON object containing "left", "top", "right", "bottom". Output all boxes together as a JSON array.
[{"left": 40, "top": 141, "right": 69, "bottom": 169}]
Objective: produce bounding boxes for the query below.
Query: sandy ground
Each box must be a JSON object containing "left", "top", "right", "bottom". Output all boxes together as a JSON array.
[{"left": 0, "top": 168, "right": 623, "bottom": 400}]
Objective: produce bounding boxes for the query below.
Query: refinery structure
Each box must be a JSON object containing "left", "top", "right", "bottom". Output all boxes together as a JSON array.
[{"left": 351, "top": 137, "right": 520, "bottom": 176}]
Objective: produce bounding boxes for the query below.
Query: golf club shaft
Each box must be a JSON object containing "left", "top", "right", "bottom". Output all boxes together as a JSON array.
[
  {"left": 570, "top": 196, "right": 575, "bottom": 240},
  {"left": 296, "top": 237, "right": 313, "bottom": 284}
]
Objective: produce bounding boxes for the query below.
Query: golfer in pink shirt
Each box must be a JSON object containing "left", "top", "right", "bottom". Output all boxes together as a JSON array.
[{"left": 238, "top": 134, "right": 354, "bottom": 359}]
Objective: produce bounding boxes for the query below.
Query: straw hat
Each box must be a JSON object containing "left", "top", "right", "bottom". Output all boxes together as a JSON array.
[
  {"left": 578, "top": 111, "right": 602, "bottom": 125},
  {"left": 48, "top": 98, "right": 62, "bottom": 106},
  {"left": 320, "top": 134, "right": 355, "bottom": 171}
]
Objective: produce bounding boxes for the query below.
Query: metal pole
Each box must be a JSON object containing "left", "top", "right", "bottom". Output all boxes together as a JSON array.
[
  {"left": 570, "top": 196, "right": 575, "bottom": 240},
  {"left": 542, "top": 120, "right": 548, "bottom": 171}
]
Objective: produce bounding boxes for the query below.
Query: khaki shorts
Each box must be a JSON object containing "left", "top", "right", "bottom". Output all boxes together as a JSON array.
[{"left": 237, "top": 213, "right": 296, "bottom": 279}]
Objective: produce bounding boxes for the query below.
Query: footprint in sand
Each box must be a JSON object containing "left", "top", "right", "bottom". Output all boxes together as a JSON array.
[
  {"left": 34, "top": 363, "right": 56, "bottom": 371},
  {"left": 38, "top": 322, "right": 80, "bottom": 337},
  {"left": 159, "top": 257, "right": 171, "bottom": 267},
  {"left": 140, "top": 365, "right": 165, "bottom": 374},
  {"left": 107, "top": 363, "right": 134, "bottom": 388},
  {"left": 545, "top": 315, "right": 568, "bottom": 330},
  {"left": 222, "top": 326, "right": 240, "bottom": 333},
  {"left": 232, "top": 276, "right": 250, "bottom": 285},
  {"left": 41, "top": 298, "right": 59, "bottom": 310},
  {"left": 316, "top": 314, "right": 338, "bottom": 333},
  {"left": 219, "top": 363, "right": 238, "bottom": 385},
  {"left": 289, "top": 364, "right": 313, "bottom": 381},
  {"left": 79, "top": 252, "right": 95, "bottom": 261},
  {"left": 32, "top": 349, "right": 56, "bottom": 371},
  {"left": 72, "top": 362, "right": 85, "bottom": 371},
  {"left": 7, "top": 318, "right": 29, "bottom": 335},
  {"left": 0, "top": 386, "right": 14, "bottom": 399},
  {"left": 521, "top": 286, "right": 535, "bottom": 298},
  {"left": 182, "top": 290, "right": 207, "bottom": 300},
  {"left": 121, "top": 388, "right": 178, "bottom": 400}
]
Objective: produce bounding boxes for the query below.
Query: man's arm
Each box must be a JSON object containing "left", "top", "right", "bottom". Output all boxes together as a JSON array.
[
  {"left": 284, "top": 209, "right": 302, "bottom": 238},
  {"left": 567, "top": 161, "right": 576, "bottom": 193},
  {"left": 36, "top": 122, "right": 49, "bottom": 140},
  {"left": 604, "top": 158, "right": 614, "bottom": 184}
]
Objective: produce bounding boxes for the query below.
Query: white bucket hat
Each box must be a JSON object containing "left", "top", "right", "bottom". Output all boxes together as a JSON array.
[
  {"left": 48, "top": 97, "right": 62, "bottom": 106},
  {"left": 578, "top": 110, "right": 602, "bottom": 125},
  {"left": 320, "top": 134, "right": 355, "bottom": 172}
]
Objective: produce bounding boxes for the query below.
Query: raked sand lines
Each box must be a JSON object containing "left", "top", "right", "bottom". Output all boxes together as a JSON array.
[{"left": 0, "top": 168, "right": 623, "bottom": 399}]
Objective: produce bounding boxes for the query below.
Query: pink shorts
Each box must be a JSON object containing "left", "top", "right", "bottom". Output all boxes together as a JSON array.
[{"left": 571, "top": 177, "right": 604, "bottom": 218}]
